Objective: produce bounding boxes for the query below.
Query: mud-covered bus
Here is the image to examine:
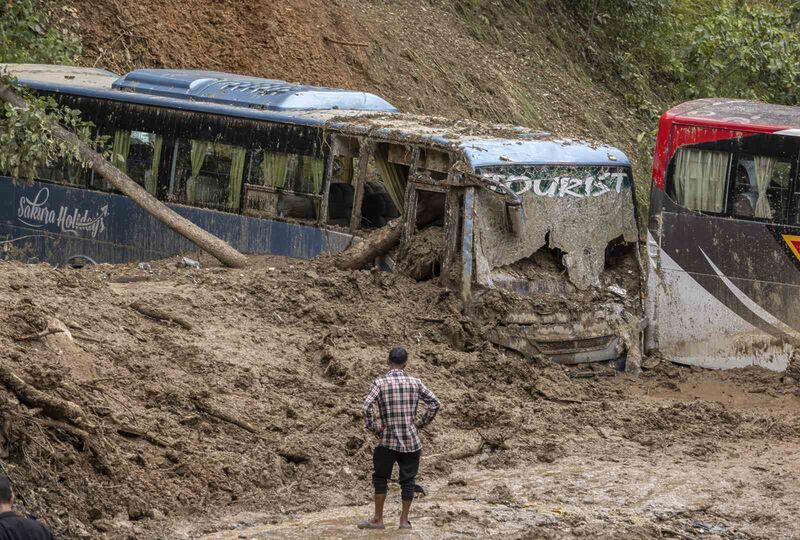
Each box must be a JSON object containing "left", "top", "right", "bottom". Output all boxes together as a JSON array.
[
  {"left": 1, "top": 64, "right": 643, "bottom": 365},
  {"left": 647, "top": 99, "right": 800, "bottom": 371}
]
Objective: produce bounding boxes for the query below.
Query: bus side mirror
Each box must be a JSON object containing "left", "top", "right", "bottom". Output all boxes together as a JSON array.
[{"left": 506, "top": 202, "right": 525, "bottom": 235}]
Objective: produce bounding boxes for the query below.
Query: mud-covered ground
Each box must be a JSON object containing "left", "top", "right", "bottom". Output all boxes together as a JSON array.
[{"left": 0, "top": 254, "right": 798, "bottom": 539}]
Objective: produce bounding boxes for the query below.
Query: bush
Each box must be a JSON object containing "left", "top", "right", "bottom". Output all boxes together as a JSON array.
[
  {"left": 681, "top": 3, "right": 800, "bottom": 104},
  {"left": 0, "top": 0, "right": 80, "bottom": 63},
  {"left": 572, "top": 0, "right": 800, "bottom": 107}
]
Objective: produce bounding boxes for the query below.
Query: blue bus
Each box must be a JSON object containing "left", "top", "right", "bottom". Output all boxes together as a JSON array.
[{"left": 1, "top": 64, "right": 642, "bottom": 365}]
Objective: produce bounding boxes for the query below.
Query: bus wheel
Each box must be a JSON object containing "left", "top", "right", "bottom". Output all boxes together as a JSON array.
[{"left": 64, "top": 254, "right": 98, "bottom": 269}]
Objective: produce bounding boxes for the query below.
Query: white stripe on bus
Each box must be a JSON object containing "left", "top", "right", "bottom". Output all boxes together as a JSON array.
[
  {"left": 699, "top": 248, "right": 800, "bottom": 341},
  {"left": 774, "top": 128, "right": 800, "bottom": 137}
]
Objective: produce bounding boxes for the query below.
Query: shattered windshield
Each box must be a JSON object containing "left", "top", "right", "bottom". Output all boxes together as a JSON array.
[{"left": 473, "top": 165, "right": 638, "bottom": 291}]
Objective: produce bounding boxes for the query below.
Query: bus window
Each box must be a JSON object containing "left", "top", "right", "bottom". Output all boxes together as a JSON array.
[
  {"left": 37, "top": 158, "right": 90, "bottom": 187},
  {"left": 125, "top": 131, "right": 164, "bottom": 195},
  {"left": 326, "top": 156, "right": 358, "bottom": 227},
  {"left": 170, "top": 139, "right": 246, "bottom": 211},
  {"left": 92, "top": 129, "right": 165, "bottom": 195},
  {"left": 243, "top": 150, "right": 323, "bottom": 221},
  {"left": 670, "top": 147, "right": 731, "bottom": 213},
  {"left": 732, "top": 154, "right": 792, "bottom": 222}
]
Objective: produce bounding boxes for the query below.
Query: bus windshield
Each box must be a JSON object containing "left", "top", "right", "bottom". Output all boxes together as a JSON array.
[{"left": 475, "top": 165, "right": 638, "bottom": 290}]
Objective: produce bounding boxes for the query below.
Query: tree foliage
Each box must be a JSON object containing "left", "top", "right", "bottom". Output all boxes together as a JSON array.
[
  {"left": 0, "top": 0, "right": 80, "bottom": 63},
  {"left": 0, "top": 0, "right": 92, "bottom": 182},
  {"left": 0, "top": 85, "right": 96, "bottom": 180},
  {"left": 682, "top": 3, "right": 800, "bottom": 104},
  {"left": 573, "top": 0, "right": 800, "bottom": 112}
]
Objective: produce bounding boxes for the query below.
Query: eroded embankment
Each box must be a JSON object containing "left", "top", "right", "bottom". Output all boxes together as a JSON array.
[{"left": 0, "top": 255, "right": 798, "bottom": 539}]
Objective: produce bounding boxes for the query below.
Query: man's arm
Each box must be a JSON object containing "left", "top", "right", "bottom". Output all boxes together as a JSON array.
[
  {"left": 417, "top": 381, "right": 440, "bottom": 428},
  {"left": 362, "top": 381, "right": 381, "bottom": 432}
]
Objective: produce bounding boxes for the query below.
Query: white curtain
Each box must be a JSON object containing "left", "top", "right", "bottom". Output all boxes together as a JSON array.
[
  {"left": 674, "top": 148, "right": 729, "bottom": 213},
  {"left": 753, "top": 156, "right": 776, "bottom": 220}
]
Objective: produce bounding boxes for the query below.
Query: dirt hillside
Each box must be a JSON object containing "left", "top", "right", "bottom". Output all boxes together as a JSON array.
[
  {"left": 1, "top": 255, "right": 799, "bottom": 538},
  {"left": 61, "top": 0, "right": 647, "bottom": 170}
]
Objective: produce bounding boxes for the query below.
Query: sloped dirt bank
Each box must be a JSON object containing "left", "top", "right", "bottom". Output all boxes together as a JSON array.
[
  {"left": 1, "top": 255, "right": 799, "bottom": 538},
  {"left": 62, "top": 0, "right": 648, "bottom": 171}
]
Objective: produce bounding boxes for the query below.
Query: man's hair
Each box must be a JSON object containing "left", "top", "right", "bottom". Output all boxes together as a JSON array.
[
  {"left": 388, "top": 347, "right": 408, "bottom": 365},
  {"left": 0, "top": 477, "right": 12, "bottom": 504}
]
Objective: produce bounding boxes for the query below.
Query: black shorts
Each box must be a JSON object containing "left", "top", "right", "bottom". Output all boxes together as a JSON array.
[{"left": 372, "top": 445, "right": 421, "bottom": 501}]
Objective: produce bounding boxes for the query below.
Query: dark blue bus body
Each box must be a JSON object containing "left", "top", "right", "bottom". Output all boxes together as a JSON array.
[{"left": 1, "top": 179, "right": 353, "bottom": 264}]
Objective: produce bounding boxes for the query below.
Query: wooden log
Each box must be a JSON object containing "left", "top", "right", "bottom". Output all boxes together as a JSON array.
[
  {"left": 193, "top": 399, "right": 260, "bottom": 435},
  {"left": 335, "top": 203, "right": 442, "bottom": 271},
  {"left": 39, "top": 417, "right": 112, "bottom": 476},
  {"left": 0, "top": 81, "right": 248, "bottom": 269},
  {"left": 0, "top": 364, "right": 86, "bottom": 426},
  {"left": 130, "top": 301, "right": 193, "bottom": 330}
]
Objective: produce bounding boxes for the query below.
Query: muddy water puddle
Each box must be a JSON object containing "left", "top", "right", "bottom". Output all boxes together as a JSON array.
[{"left": 191, "top": 440, "right": 800, "bottom": 539}]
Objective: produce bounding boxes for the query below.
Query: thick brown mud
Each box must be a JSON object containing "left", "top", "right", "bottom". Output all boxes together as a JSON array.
[{"left": 1, "top": 255, "right": 798, "bottom": 539}]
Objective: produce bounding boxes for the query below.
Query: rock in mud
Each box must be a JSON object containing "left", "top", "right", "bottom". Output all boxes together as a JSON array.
[
  {"left": 127, "top": 496, "right": 150, "bottom": 521},
  {"left": 176, "top": 257, "right": 201, "bottom": 269},
  {"left": 486, "top": 483, "right": 515, "bottom": 505}
]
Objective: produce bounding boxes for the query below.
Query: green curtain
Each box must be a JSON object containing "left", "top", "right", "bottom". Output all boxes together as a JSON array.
[
  {"left": 228, "top": 147, "right": 246, "bottom": 210},
  {"left": 146, "top": 134, "right": 163, "bottom": 195},
  {"left": 188, "top": 140, "right": 208, "bottom": 203},
  {"left": 112, "top": 130, "right": 132, "bottom": 173},
  {"left": 374, "top": 145, "right": 406, "bottom": 212},
  {"left": 260, "top": 151, "right": 289, "bottom": 188},
  {"left": 310, "top": 157, "right": 324, "bottom": 194}
]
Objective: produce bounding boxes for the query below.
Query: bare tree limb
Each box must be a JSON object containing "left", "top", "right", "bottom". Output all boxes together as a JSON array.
[
  {"left": 130, "top": 301, "right": 193, "bottom": 330},
  {"left": 0, "top": 363, "right": 87, "bottom": 427}
]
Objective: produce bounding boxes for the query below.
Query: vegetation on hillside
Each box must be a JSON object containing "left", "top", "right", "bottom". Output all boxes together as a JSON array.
[
  {"left": 455, "top": 0, "right": 799, "bottom": 115},
  {"left": 0, "top": 0, "right": 93, "bottom": 181},
  {"left": 572, "top": 0, "right": 800, "bottom": 113}
]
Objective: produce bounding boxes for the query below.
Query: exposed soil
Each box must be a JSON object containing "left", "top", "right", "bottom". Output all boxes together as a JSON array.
[{"left": 1, "top": 255, "right": 799, "bottom": 539}]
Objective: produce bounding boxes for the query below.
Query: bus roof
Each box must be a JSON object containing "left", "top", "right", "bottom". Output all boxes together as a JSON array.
[
  {"left": 3, "top": 64, "right": 630, "bottom": 169},
  {"left": 666, "top": 98, "right": 800, "bottom": 132}
]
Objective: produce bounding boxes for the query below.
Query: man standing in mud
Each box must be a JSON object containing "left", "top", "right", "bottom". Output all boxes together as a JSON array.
[{"left": 359, "top": 346, "right": 441, "bottom": 530}]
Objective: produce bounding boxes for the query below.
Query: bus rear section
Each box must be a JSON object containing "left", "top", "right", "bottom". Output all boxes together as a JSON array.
[{"left": 646, "top": 99, "right": 800, "bottom": 371}]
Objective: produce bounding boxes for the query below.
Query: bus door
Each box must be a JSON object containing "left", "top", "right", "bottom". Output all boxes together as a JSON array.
[{"left": 655, "top": 125, "right": 800, "bottom": 370}]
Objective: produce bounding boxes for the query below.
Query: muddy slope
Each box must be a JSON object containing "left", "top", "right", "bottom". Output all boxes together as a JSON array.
[
  {"left": 61, "top": 0, "right": 646, "bottom": 170},
  {"left": 1, "top": 255, "right": 799, "bottom": 538}
]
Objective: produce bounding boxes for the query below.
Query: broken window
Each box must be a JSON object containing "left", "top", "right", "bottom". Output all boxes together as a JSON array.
[
  {"left": 474, "top": 165, "right": 638, "bottom": 291},
  {"left": 325, "top": 136, "right": 359, "bottom": 227},
  {"left": 358, "top": 144, "right": 407, "bottom": 229}
]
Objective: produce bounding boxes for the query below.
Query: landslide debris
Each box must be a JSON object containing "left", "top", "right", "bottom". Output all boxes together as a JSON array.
[{"left": 0, "top": 255, "right": 798, "bottom": 538}]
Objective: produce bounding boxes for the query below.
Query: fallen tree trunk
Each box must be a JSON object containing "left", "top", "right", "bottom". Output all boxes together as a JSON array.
[
  {"left": 0, "top": 82, "right": 248, "bottom": 269},
  {"left": 336, "top": 220, "right": 402, "bottom": 271},
  {"left": 335, "top": 204, "right": 441, "bottom": 270}
]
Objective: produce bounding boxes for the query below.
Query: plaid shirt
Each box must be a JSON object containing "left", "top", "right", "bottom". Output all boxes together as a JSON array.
[{"left": 363, "top": 369, "right": 441, "bottom": 453}]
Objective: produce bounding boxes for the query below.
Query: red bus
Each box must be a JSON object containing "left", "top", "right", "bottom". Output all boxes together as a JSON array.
[{"left": 646, "top": 99, "right": 800, "bottom": 371}]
